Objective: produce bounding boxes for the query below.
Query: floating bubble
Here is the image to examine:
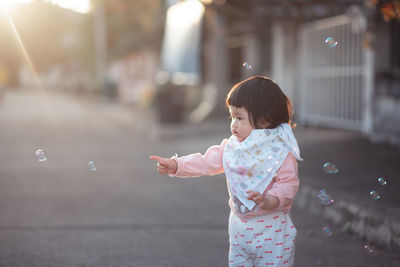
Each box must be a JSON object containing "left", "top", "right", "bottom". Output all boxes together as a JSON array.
[
  {"left": 35, "top": 149, "right": 47, "bottom": 162},
  {"left": 369, "top": 190, "right": 380, "bottom": 200},
  {"left": 318, "top": 189, "right": 334, "bottom": 205},
  {"left": 378, "top": 177, "right": 387, "bottom": 186},
  {"left": 242, "top": 62, "right": 252, "bottom": 70},
  {"left": 323, "top": 162, "right": 339, "bottom": 174},
  {"left": 322, "top": 226, "right": 333, "bottom": 237},
  {"left": 325, "top": 37, "right": 338, "bottom": 48},
  {"left": 364, "top": 243, "right": 374, "bottom": 254},
  {"left": 88, "top": 161, "right": 97, "bottom": 171}
]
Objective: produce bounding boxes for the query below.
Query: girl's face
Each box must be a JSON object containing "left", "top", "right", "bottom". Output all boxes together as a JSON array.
[{"left": 229, "top": 106, "right": 254, "bottom": 142}]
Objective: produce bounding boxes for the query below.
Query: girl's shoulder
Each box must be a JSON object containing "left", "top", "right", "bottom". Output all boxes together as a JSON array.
[{"left": 282, "top": 151, "right": 299, "bottom": 168}]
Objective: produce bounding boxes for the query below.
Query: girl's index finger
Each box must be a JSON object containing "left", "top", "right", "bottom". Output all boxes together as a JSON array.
[{"left": 149, "top": 155, "right": 166, "bottom": 164}]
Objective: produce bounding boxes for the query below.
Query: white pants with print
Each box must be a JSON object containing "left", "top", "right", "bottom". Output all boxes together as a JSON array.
[{"left": 228, "top": 211, "right": 296, "bottom": 267}]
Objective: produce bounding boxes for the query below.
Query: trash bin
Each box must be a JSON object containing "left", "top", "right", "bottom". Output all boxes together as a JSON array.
[
  {"left": 103, "top": 77, "right": 117, "bottom": 101},
  {"left": 155, "top": 82, "right": 185, "bottom": 123}
]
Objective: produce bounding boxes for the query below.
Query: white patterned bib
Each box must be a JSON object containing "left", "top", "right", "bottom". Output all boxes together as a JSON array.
[{"left": 223, "top": 123, "right": 302, "bottom": 214}]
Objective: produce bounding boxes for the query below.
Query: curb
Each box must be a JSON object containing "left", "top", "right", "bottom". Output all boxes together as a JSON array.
[{"left": 295, "top": 185, "right": 400, "bottom": 252}]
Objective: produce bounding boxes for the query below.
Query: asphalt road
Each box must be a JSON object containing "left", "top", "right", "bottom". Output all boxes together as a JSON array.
[{"left": 0, "top": 90, "right": 399, "bottom": 267}]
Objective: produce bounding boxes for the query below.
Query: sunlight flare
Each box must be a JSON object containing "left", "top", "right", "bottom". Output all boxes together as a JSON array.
[
  {"left": 0, "top": 0, "right": 91, "bottom": 13},
  {"left": 43, "top": 0, "right": 91, "bottom": 13},
  {"left": 5, "top": 11, "right": 44, "bottom": 92}
]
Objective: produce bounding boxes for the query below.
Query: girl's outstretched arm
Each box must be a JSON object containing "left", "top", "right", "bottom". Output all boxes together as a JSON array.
[{"left": 149, "top": 139, "right": 228, "bottom": 178}]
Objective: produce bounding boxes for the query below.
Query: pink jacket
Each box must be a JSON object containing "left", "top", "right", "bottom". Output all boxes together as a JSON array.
[{"left": 171, "top": 139, "right": 300, "bottom": 219}]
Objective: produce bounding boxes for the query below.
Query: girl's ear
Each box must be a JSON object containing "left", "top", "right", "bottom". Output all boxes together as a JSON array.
[{"left": 257, "top": 118, "right": 270, "bottom": 129}]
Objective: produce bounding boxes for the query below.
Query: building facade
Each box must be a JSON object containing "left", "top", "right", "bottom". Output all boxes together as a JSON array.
[{"left": 197, "top": 0, "right": 400, "bottom": 145}]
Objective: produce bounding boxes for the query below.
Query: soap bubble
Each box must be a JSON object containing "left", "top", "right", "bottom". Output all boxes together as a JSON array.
[
  {"left": 369, "top": 190, "right": 380, "bottom": 200},
  {"left": 88, "top": 161, "right": 97, "bottom": 171},
  {"left": 325, "top": 37, "right": 338, "bottom": 48},
  {"left": 242, "top": 62, "right": 252, "bottom": 70},
  {"left": 323, "top": 162, "right": 339, "bottom": 174},
  {"left": 378, "top": 177, "right": 387, "bottom": 186},
  {"left": 318, "top": 189, "right": 334, "bottom": 205},
  {"left": 35, "top": 149, "right": 47, "bottom": 162},
  {"left": 322, "top": 226, "right": 332, "bottom": 236},
  {"left": 364, "top": 243, "right": 374, "bottom": 254}
]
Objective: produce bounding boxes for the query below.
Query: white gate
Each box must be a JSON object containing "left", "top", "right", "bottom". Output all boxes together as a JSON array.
[{"left": 298, "top": 14, "right": 373, "bottom": 133}]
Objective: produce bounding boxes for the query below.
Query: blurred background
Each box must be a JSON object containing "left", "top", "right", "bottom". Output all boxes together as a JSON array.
[
  {"left": 0, "top": 0, "right": 399, "bottom": 136},
  {"left": 0, "top": 0, "right": 400, "bottom": 266}
]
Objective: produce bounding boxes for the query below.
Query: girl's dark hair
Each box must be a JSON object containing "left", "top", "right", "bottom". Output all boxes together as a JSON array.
[{"left": 225, "top": 76, "right": 294, "bottom": 129}]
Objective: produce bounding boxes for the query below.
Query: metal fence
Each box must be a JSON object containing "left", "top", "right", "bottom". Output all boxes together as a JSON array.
[{"left": 298, "top": 14, "right": 373, "bottom": 132}]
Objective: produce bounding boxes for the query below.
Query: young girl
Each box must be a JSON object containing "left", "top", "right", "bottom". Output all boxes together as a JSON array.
[{"left": 150, "top": 76, "right": 302, "bottom": 267}]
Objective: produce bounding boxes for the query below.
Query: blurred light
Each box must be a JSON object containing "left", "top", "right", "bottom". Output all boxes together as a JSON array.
[
  {"left": 199, "top": 0, "right": 225, "bottom": 5},
  {"left": 0, "top": 0, "right": 29, "bottom": 12},
  {"left": 168, "top": 0, "right": 204, "bottom": 28},
  {"left": 160, "top": 0, "right": 204, "bottom": 83},
  {"left": 0, "top": 0, "right": 91, "bottom": 13},
  {"left": 171, "top": 72, "right": 199, "bottom": 85},
  {"left": 5, "top": 7, "right": 46, "bottom": 92},
  {"left": 155, "top": 71, "right": 170, "bottom": 84},
  {"left": 43, "top": 0, "right": 91, "bottom": 13},
  {"left": 0, "top": 0, "right": 31, "bottom": 4}
]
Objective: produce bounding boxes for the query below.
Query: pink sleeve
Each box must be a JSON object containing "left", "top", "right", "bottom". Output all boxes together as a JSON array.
[
  {"left": 170, "top": 139, "right": 228, "bottom": 178},
  {"left": 267, "top": 152, "right": 300, "bottom": 210}
]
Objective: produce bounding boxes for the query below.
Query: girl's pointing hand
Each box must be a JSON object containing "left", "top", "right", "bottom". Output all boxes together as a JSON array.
[{"left": 149, "top": 155, "right": 178, "bottom": 175}]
